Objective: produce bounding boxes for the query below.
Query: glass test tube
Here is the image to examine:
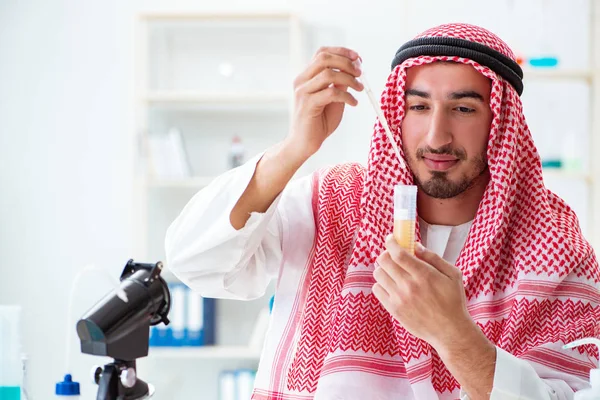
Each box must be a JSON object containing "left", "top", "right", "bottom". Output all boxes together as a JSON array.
[{"left": 393, "top": 185, "right": 417, "bottom": 254}]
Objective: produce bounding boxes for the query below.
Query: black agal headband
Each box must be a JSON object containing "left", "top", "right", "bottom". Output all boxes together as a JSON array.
[{"left": 391, "top": 37, "right": 524, "bottom": 96}]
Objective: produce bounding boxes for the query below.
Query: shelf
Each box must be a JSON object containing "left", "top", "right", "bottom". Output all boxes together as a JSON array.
[
  {"left": 148, "top": 176, "right": 216, "bottom": 189},
  {"left": 145, "top": 92, "right": 291, "bottom": 112},
  {"left": 542, "top": 169, "right": 591, "bottom": 182},
  {"left": 140, "top": 12, "right": 295, "bottom": 21},
  {"left": 522, "top": 69, "right": 594, "bottom": 81},
  {"left": 148, "top": 346, "right": 261, "bottom": 360}
]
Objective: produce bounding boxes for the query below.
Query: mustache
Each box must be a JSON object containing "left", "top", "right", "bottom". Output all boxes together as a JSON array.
[{"left": 415, "top": 145, "right": 467, "bottom": 161}]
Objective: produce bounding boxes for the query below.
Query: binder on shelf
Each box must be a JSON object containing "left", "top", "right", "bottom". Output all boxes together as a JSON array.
[
  {"left": 170, "top": 283, "right": 187, "bottom": 346},
  {"left": 186, "top": 288, "right": 216, "bottom": 346},
  {"left": 146, "top": 127, "right": 192, "bottom": 179},
  {"left": 248, "top": 306, "right": 270, "bottom": 351},
  {"left": 219, "top": 371, "right": 236, "bottom": 400},
  {"left": 235, "top": 369, "right": 256, "bottom": 400},
  {"left": 248, "top": 294, "right": 274, "bottom": 351},
  {"left": 149, "top": 284, "right": 216, "bottom": 348},
  {"left": 218, "top": 369, "right": 257, "bottom": 400},
  {"left": 149, "top": 317, "right": 170, "bottom": 347}
]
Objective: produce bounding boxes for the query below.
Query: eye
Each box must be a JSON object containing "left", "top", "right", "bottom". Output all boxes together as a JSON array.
[
  {"left": 456, "top": 106, "right": 475, "bottom": 113},
  {"left": 409, "top": 105, "right": 428, "bottom": 111}
]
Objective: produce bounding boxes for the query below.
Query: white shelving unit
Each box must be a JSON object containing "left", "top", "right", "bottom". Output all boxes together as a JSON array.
[
  {"left": 519, "top": 3, "right": 600, "bottom": 247},
  {"left": 132, "top": 15, "right": 305, "bottom": 394},
  {"left": 145, "top": 92, "right": 290, "bottom": 104},
  {"left": 147, "top": 176, "right": 216, "bottom": 189},
  {"left": 541, "top": 170, "right": 592, "bottom": 183},
  {"left": 522, "top": 68, "right": 595, "bottom": 81},
  {"left": 134, "top": 11, "right": 304, "bottom": 259}
]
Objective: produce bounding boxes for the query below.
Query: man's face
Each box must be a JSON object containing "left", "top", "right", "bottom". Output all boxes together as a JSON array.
[{"left": 401, "top": 62, "right": 493, "bottom": 199}]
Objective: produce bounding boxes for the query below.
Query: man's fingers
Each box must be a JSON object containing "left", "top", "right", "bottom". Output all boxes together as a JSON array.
[
  {"left": 385, "top": 234, "right": 435, "bottom": 277},
  {"left": 313, "top": 46, "right": 359, "bottom": 62},
  {"left": 373, "top": 265, "right": 398, "bottom": 294},
  {"left": 294, "top": 50, "right": 361, "bottom": 88},
  {"left": 308, "top": 86, "right": 358, "bottom": 108},
  {"left": 372, "top": 282, "right": 392, "bottom": 309},
  {"left": 376, "top": 251, "right": 411, "bottom": 285},
  {"left": 298, "top": 69, "right": 363, "bottom": 95},
  {"left": 415, "top": 242, "right": 462, "bottom": 279}
]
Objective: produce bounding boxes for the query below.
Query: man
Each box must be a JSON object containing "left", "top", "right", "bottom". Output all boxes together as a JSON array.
[{"left": 165, "top": 23, "right": 600, "bottom": 399}]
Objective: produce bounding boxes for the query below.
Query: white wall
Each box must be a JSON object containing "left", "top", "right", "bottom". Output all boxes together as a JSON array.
[
  {"left": 0, "top": 0, "right": 136, "bottom": 398},
  {"left": 0, "top": 0, "right": 593, "bottom": 399}
]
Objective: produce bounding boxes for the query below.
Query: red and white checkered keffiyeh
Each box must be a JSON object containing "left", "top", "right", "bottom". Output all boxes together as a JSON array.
[{"left": 253, "top": 23, "right": 600, "bottom": 399}]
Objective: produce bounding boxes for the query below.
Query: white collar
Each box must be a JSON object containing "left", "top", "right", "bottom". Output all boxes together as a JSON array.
[{"left": 418, "top": 217, "right": 474, "bottom": 265}]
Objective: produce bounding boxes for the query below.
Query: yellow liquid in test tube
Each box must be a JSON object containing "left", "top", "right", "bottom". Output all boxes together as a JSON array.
[
  {"left": 393, "top": 185, "right": 417, "bottom": 254},
  {"left": 394, "top": 218, "right": 415, "bottom": 254}
]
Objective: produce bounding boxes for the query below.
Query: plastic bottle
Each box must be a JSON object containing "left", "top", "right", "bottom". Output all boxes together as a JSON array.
[
  {"left": 0, "top": 306, "right": 23, "bottom": 400},
  {"left": 564, "top": 338, "right": 600, "bottom": 399},
  {"left": 21, "top": 354, "right": 28, "bottom": 400},
  {"left": 55, "top": 374, "right": 80, "bottom": 398},
  {"left": 393, "top": 185, "right": 418, "bottom": 254},
  {"left": 229, "top": 136, "right": 244, "bottom": 169},
  {"left": 562, "top": 131, "right": 582, "bottom": 172}
]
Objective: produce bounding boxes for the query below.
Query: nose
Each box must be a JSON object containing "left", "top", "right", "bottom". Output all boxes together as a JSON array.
[{"left": 424, "top": 108, "right": 453, "bottom": 150}]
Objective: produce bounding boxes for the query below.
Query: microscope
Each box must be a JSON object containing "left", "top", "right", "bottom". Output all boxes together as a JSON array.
[{"left": 76, "top": 260, "right": 171, "bottom": 400}]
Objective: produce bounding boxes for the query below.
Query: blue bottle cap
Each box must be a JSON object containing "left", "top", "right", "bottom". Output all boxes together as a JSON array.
[{"left": 56, "top": 374, "right": 80, "bottom": 396}]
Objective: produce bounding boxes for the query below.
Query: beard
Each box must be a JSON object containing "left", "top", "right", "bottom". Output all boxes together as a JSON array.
[{"left": 404, "top": 144, "right": 488, "bottom": 199}]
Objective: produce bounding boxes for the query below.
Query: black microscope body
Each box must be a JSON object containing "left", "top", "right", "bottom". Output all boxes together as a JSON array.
[{"left": 77, "top": 260, "right": 171, "bottom": 400}]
